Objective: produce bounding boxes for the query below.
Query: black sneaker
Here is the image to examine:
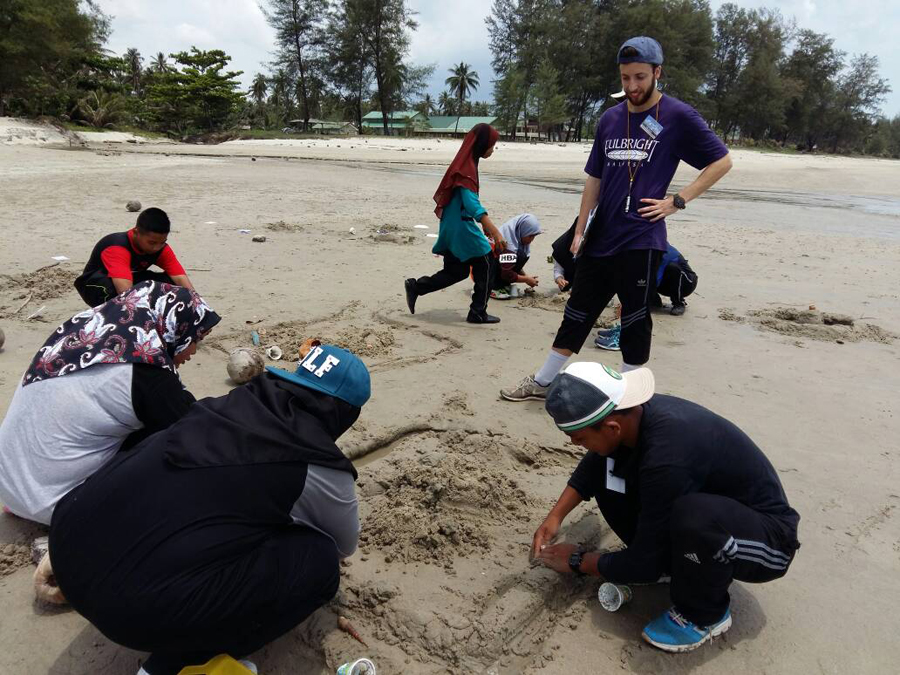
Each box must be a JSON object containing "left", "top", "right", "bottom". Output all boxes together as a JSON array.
[
  {"left": 404, "top": 278, "right": 418, "bottom": 314},
  {"left": 670, "top": 302, "right": 686, "bottom": 316},
  {"left": 466, "top": 311, "right": 500, "bottom": 324}
]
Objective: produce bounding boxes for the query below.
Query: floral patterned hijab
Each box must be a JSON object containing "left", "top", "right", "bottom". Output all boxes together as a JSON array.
[{"left": 22, "top": 281, "right": 220, "bottom": 386}]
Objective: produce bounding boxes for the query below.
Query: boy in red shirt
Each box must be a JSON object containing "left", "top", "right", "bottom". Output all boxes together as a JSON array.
[{"left": 74, "top": 208, "right": 195, "bottom": 307}]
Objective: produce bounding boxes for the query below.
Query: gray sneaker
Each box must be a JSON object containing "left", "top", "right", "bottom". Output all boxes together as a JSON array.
[{"left": 500, "top": 374, "right": 549, "bottom": 401}]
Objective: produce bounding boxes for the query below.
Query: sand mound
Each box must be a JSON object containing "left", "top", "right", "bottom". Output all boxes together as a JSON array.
[
  {"left": 719, "top": 307, "right": 895, "bottom": 344},
  {"left": 515, "top": 292, "right": 568, "bottom": 311},
  {"left": 360, "top": 435, "right": 534, "bottom": 566},
  {"left": 0, "top": 543, "right": 31, "bottom": 576},
  {"left": 369, "top": 223, "right": 417, "bottom": 245},
  {"left": 258, "top": 321, "right": 395, "bottom": 360},
  {"left": 265, "top": 220, "right": 304, "bottom": 232},
  {"left": 0, "top": 264, "right": 79, "bottom": 305},
  {"left": 443, "top": 391, "right": 474, "bottom": 416}
]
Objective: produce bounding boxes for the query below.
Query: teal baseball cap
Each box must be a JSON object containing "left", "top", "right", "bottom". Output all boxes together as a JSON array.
[{"left": 267, "top": 344, "right": 371, "bottom": 408}]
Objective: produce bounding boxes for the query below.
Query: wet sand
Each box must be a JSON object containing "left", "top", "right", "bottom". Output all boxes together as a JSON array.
[{"left": 1, "top": 123, "right": 899, "bottom": 674}]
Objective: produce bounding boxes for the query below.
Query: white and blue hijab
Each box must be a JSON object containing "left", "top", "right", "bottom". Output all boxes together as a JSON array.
[{"left": 499, "top": 213, "right": 542, "bottom": 258}]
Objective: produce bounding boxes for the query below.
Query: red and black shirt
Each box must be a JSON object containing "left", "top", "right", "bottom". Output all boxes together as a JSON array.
[{"left": 79, "top": 230, "right": 185, "bottom": 282}]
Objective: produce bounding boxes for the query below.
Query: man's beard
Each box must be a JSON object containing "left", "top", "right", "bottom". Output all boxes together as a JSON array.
[{"left": 629, "top": 79, "right": 657, "bottom": 107}]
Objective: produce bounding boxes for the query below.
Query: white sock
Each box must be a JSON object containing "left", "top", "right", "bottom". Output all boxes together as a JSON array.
[
  {"left": 621, "top": 362, "right": 642, "bottom": 372},
  {"left": 535, "top": 350, "right": 569, "bottom": 386}
]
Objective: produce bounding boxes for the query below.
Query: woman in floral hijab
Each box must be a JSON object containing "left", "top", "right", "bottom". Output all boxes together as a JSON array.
[{"left": 0, "top": 281, "right": 220, "bottom": 524}]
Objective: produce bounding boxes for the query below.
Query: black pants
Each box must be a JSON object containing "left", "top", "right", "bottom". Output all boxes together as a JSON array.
[
  {"left": 657, "top": 263, "right": 698, "bottom": 306},
  {"left": 412, "top": 251, "right": 492, "bottom": 318},
  {"left": 553, "top": 249, "right": 662, "bottom": 365},
  {"left": 58, "top": 523, "right": 339, "bottom": 675},
  {"left": 136, "top": 527, "right": 339, "bottom": 675},
  {"left": 669, "top": 493, "right": 798, "bottom": 625},
  {"left": 75, "top": 270, "right": 174, "bottom": 307}
]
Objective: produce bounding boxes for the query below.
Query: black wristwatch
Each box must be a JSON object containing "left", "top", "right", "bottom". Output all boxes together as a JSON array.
[
  {"left": 672, "top": 193, "right": 686, "bottom": 209},
  {"left": 568, "top": 549, "right": 586, "bottom": 575}
]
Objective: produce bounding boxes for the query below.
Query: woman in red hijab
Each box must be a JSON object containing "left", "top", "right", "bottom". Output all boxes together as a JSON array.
[{"left": 404, "top": 123, "right": 507, "bottom": 324}]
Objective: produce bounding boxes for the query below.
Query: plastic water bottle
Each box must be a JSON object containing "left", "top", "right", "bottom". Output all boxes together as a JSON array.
[{"left": 336, "top": 658, "right": 376, "bottom": 675}]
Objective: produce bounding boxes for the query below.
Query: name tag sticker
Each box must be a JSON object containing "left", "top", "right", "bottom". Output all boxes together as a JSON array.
[
  {"left": 606, "top": 457, "right": 626, "bottom": 494},
  {"left": 641, "top": 116, "right": 663, "bottom": 139}
]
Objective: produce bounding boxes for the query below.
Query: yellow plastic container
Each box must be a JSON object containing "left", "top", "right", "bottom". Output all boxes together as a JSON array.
[{"left": 177, "top": 654, "right": 256, "bottom": 675}]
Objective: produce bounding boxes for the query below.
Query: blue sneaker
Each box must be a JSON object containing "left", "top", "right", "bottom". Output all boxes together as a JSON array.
[
  {"left": 594, "top": 324, "right": 621, "bottom": 351},
  {"left": 642, "top": 607, "right": 732, "bottom": 653}
]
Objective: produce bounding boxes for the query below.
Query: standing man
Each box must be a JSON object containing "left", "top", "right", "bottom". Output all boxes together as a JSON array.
[
  {"left": 74, "top": 207, "right": 195, "bottom": 307},
  {"left": 532, "top": 362, "right": 800, "bottom": 652},
  {"left": 501, "top": 36, "right": 731, "bottom": 402}
]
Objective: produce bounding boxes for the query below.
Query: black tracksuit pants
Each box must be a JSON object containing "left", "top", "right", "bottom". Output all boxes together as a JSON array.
[
  {"left": 667, "top": 494, "right": 798, "bottom": 625},
  {"left": 412, "top": 251, "right": 492, "bottom": 318},
  {"left": 598, "top": 492, "right": 798, "bottom": 626},
  {"left": 553, "top": 249, "right": 662, "bottom": 365},
  {"left": 76, "top": 270, "right": 175, "bottom": 307},
  {"left": 657, "top": 262, "right": 698, "bottom": 306}
]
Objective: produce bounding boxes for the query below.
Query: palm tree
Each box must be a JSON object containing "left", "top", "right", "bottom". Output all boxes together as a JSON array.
[
  {"left": 269, "top": 69, "right": 291, "bottom": 126},
  {"left": 77, "top": 90, "right": 127, "bottom": 128},
  {"left": 416, "top": 93, "right": 434, "bottom": 116},
  {"left": 445, "top": 62, "right": 479, "bottom": 133},
  {"left": 150, "top": 52, "right": 170, "bottom": 73},
  {"left": 251, "top": 73, "right": 268, "bottom": 106},
  {"left": 438, "top": 91, "right": 455, "bottom": 116},
  {"left": 124, "top": 48, "right": 142, "bottom": 94}
]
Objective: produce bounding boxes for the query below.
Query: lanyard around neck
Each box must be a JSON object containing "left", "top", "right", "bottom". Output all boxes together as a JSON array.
[{"left": 624, "top": 96, "right": 661, "bottom": 213}]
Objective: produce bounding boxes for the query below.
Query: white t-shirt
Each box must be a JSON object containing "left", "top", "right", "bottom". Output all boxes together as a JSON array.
[{"left": 0, "top": 365, "right": 141, "bottom": 524}]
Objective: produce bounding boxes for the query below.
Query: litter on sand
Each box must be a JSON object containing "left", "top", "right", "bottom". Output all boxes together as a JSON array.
[
  {"left": 50, "top": 256, "right": 69, "bottom": 262},
  {"left": 426, "top": 233, "right": 438, "bottom": 238},
  {"left": 413, "top": 225, "right": 429, "bottom": 229},
  {"left": 239, "top": 229, "right": 251, "bottom": 234}
]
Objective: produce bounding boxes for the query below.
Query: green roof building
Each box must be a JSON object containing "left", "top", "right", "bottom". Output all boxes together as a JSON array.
[
  {"left": 418, "top": 116, "right": 498, "bottom": 135},
  {"left": 360, "top": 110, "right": 429, "bottom": 134}
]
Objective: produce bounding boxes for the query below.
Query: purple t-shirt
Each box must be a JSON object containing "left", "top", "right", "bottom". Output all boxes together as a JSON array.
[{"left": 583, "top": 95, "right": 728, "bottom": 257}]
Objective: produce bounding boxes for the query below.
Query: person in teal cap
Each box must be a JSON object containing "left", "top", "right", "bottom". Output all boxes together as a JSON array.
[
  {"left": 48, "top": 344, "right": 370, "bottom": 675},
  {"left": 405, "top": 123, "right": 507, "bottom": 324}
]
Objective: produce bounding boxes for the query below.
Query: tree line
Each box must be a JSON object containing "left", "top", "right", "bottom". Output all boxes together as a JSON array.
[
  {"left": 486, "top": 0, "right": 897, "bottom": 155},
  {"left": 2, "top": 0, "right": 898, "bottom": 156}
]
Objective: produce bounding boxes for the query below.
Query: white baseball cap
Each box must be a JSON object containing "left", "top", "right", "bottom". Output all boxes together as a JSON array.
[{"left": 545, "top": 362, "right": 655, "bottom": 432}]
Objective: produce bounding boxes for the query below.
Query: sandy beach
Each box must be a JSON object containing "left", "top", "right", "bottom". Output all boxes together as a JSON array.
[{"left": 1, "top": 117, "right": 899, "bottom": 674}]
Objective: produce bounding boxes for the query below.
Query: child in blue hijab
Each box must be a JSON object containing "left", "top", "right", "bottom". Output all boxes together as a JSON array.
[{"left": 490, "top": 213, "right": 543, "bottom": 299}]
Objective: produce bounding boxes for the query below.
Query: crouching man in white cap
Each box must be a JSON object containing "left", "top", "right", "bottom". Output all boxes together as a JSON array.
[{"left": 532, "top": 362, "right": 800, "bottom": 652}]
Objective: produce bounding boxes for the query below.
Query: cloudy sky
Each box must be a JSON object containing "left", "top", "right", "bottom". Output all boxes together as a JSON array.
[{"left": 96, "top": 0, "right": 900, "bottom": 116}]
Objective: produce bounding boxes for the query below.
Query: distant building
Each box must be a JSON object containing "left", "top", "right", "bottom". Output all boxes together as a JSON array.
[
  {"left": 362, "top": 111, "right": 499, "bottom": 136},
  {"left": 360, "top": 111, "right": 429, "bottom": 134},
  {"left": 287, "top": 119, "right": 358, "bottom": 135},
  {"left": 419, "top": 116, "right": 498, "bottom": 135}
]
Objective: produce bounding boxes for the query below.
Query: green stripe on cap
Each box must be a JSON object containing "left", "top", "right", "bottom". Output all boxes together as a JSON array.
[{"left": 557, "top": 400, "right": 617, "bottom": 431}]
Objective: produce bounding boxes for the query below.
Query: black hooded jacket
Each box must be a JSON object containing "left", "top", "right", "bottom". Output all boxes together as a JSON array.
[{"left": 49, "top": 373, "right": 361, "bottom": 609}]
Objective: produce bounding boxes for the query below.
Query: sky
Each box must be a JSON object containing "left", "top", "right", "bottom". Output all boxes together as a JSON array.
[{"left": 96, "top": 0, "right": 900, "bottom": 116}]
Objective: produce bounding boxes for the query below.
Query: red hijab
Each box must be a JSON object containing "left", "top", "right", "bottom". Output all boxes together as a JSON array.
[{"left": 432, "top": 123, "right": 500, "bottom": 218}]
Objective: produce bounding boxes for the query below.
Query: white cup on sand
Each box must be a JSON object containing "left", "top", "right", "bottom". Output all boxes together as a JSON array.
[{"left": 598, "top": 582, "right": 633, "bottom": 612}]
